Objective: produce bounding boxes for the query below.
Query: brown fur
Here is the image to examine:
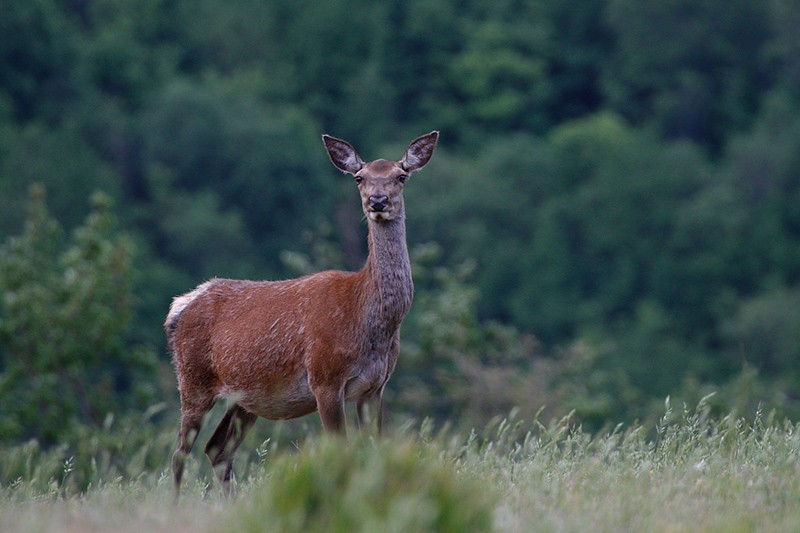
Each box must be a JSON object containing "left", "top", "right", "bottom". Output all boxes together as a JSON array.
[{"left": 168, "top": 131, "right": 439, "bottom": 496}]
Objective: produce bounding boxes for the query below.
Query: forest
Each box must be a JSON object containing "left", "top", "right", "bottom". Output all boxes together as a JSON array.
[{"left": 2, "top": 0, "right": 800, "bottom": 449}]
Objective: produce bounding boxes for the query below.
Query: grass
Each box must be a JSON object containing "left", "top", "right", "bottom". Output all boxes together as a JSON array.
[{"left": 2, "top": 397, "right": 799, "bottom": 532}]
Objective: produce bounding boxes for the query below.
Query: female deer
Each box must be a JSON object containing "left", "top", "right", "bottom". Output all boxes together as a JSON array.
[{"left": 166, "top": 132, "right": 439, "bottom": 495}]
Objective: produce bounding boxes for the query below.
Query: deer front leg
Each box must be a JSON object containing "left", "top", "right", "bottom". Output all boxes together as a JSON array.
[
  {"left": 356, "top": 398, "right": 367, "bottom": 430},
  {"left": 376, "top": 393, "right": 385, "bottom": 436},
  {"left": 314, "top": 386, "right": 346, "bottom": 435}
]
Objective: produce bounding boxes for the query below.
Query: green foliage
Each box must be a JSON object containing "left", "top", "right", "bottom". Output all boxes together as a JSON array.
[
  {"left": 722, "top": 287, "right": 800, "bottom": 383},
  {"left": 0, "top": 122, "right": 119, "bottom": 237},
  {"left": 228, "top": 436, "right": 494, "bottom": 533},
  {"left": 137, "top": 81, "right": 338, "bottom": 277},
  {"left": 0, "top": 0, "right": 80, "bottom": 122},
  {"left": 82, "top": 0, "right": 178, "bottom": 108},
  {"left": 604, "top": 0, "right": 771, "bottom": 148},
  {"left": 397, "top": 244, "right": 543, "bottom": 427},
  {"left": 0, "top": 186, "right": 158, "bottom": 444},
  {"left": 3, "top": 0, "right": 800, "bottom": 433},
  {"left": 515, "top": 114, "right": 714, "bottom": 339},
  {"left": 449, "top": 17, "right": 550, "bottom": 131}
]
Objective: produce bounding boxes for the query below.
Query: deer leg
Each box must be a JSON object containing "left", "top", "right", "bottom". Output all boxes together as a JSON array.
[
  {"left": 172, "top": 398, "right": 214, "bottom": 496},
  {"left": 204, "top": 403, "right": 257, "bottom": 497},
  {"left": 376, "top": 393, "right": 385, "bottom": 436},
  {"left": 356, "top": 398, "right": 366, "bottom": 430},
  {"left": 315, "top": 386, "right": 346, "bottom": 435}
]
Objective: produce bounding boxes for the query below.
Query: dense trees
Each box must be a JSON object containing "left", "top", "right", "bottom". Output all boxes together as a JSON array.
[
  {"left": 2, "top": 0, "right": 800, "bottom": 441},
  {"left": 0, "top": 187, "right": 157, "bottom": 443}
]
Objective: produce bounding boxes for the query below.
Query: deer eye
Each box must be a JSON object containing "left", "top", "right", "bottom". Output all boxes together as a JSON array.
[
  {"left": 397, "top": 175, "right": 408, "bottom": 183},
  {"left": 354, "top": 175, "right": 363, "bottom": 184}
]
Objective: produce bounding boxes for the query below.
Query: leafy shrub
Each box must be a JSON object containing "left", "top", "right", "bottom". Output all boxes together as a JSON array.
[
  {"left": 228, "top": 436, "right": 496, "bottom": 533},
  {"left": 0, "top": 186, "right": 158, "bottom": 444}
]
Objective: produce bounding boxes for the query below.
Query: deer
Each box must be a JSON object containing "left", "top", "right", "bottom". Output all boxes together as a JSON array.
[{"left": 166, "top": 131, "right": 439, "bottom": 496}]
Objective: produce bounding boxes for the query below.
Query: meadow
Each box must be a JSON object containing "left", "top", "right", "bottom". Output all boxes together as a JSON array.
[{"left": 1, "top": 397, "right": 799, "bottom": 533}]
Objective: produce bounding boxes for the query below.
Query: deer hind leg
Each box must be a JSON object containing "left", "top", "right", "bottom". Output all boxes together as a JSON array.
[
  {"left": 172, "top": 396, "right": 215, "bottom": 496},
  {"left": 204, "top": 403, "right": 257, "bottom": 496}
]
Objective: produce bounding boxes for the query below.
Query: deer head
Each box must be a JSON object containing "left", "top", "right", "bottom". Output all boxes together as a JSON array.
[{"left": 323, "top": 132, "right": 439, "bottom": 221}]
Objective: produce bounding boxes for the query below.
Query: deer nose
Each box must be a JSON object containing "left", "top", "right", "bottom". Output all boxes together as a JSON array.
[{"left": 368, "top": 195, "right": 389, "bottom": 212}]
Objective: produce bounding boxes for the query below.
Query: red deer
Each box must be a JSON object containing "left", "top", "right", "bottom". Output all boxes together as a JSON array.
[{"left": 166, "top": 131, "right": 439, "bottom": 495}]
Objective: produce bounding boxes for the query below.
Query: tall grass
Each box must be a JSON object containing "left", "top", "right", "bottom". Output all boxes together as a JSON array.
[
  {"left": 471, "top": 397, "right": 800, "bottom": 532},
  {"left": 2, "top": 397, "right": 799, "bottom": 532}
]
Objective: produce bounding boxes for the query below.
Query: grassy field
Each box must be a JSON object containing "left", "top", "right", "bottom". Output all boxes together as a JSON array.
[{"left": 2, "top": 398, "right": 799, "bottom": 532}]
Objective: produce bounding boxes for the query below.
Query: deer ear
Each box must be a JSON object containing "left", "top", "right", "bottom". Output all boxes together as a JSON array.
[
  {"left": 322, "top": 135, "right": 364, "bottom": 174},
  {"left": 401, "top": 131, "right": 439, "bottom": 172}
]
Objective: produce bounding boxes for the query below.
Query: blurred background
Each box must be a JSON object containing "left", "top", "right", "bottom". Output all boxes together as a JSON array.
[{"left": 2, "top": 0, "right": 800, "bottom": 446}]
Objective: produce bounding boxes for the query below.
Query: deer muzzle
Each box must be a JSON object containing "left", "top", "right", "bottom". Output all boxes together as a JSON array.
[{"left": 368, "top": 195, "right": 389, "bottom": 212}]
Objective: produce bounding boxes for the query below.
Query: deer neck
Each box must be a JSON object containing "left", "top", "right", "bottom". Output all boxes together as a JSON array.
[{"left": 362, "top": 215, "right": 413, "bottom": 328}]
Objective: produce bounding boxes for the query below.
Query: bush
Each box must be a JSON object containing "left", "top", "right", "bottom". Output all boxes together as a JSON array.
[
  {"left": 228, "top": 436, "right": 496, "bottom": 533},
  {"left": 0, "top": 186, "right": 158, "bottom": 444}
]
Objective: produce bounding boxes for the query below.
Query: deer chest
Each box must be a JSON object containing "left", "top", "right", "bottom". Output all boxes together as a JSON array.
[{"left": 344, "top": 331, "right": 399, "bottom": 401}]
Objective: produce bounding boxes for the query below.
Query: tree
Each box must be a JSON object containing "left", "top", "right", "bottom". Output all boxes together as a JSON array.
[
  {"left": 604, "top": 0, "right": 772, "bottom": 150},
  {"left": 0, "top": 0, "right": 80, "bottom": 122},
  {"left": 396, "top": 244, "right": 542, "bottom": 427},
  {"left": 137, "top": 82, "right": 339, "bottom": 278},
  {"left": 0, "top": 186, "right": 157, "bottom": 444},
  {"left": 509, "top": 113, "right": 713, "bottom": 340},
  {"left": 448, "top": 16, "right": 551, "bottom": 133},
  {"left": 0, "top": 121, "right": 119, "bottom": 238}
]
